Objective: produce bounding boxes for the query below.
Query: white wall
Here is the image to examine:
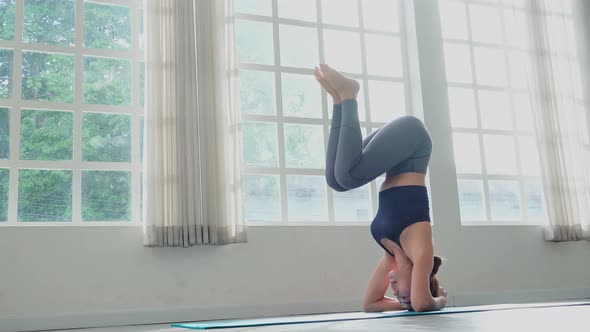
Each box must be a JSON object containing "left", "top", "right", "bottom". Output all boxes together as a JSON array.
[{"left": 0, "top": 224, "right": 589, "bottom": 331}]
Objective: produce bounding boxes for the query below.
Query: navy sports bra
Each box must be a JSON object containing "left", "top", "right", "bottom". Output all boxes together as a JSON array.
[{"left": 370, "top": 185, "right": 431, "bottom": 256}]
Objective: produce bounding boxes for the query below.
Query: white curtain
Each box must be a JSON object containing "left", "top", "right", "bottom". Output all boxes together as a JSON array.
[
  {"left": 523, "top": 0, "right": 590, "bottom": 241},
  {"left": 143, "top": 0, "right": 247, "bottom": 247}
]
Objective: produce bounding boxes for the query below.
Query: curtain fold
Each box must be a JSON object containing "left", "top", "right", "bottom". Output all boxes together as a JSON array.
[
  {"left": 525, "top": 0, "right": 590, "bottom": 241},
  {"left": 143, "top": 0, "right": 247, "bottom": 247}
]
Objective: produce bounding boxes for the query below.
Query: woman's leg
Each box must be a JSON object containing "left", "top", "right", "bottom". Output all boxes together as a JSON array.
[
  {"left": 335, "top": 99, "right": 430, "bottom": 190},
  {"left": 326, "top": 104, "right": 383, "bottom": 192},
  {"left": 325, "top": 104, "right": 347, "bottom": 191}
]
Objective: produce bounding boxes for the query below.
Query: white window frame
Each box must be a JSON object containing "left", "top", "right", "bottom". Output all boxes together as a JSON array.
[
  {"left": 0, "top": 0, "right": 144, "bottom": 226},
  {"left": 239, "top": 0, "right": 420, "bottom": 225}
]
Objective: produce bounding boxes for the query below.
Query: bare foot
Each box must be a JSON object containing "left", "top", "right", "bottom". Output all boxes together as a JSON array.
[
  {"left": 314, "top": 66, "right": 341, "bottom": 104},
  {"left": 319, "top": 64, "right": 360, "bottom": 101}
]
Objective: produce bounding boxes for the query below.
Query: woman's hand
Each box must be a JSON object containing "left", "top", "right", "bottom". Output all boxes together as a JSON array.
[{"left": 433, "top": 287, "right": 448, "bottom": 310}]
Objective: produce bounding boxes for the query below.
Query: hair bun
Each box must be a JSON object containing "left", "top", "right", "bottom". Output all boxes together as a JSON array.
[{"left": 432, "top": 256, "right": 443, "bottom": 276}]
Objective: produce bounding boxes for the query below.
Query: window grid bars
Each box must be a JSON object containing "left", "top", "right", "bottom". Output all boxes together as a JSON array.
[
  {"left": 241, "top": 0, "right": 409, "bottom": 224},
  {"left": 1, "top": 0, "right": 144, "bottom": 226}
]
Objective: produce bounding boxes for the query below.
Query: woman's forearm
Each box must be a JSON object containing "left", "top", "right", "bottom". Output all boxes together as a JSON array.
[{"left": 363, "top": 296, "right": 405, "bottom": 312}]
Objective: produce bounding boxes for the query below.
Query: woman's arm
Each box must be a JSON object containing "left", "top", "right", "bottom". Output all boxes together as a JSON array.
[
  {"left": 363, "top": 254, "right": 406, "bottom": 312},
  {"left": 409, "top": 252, "right": 447, "bottom": 312}
]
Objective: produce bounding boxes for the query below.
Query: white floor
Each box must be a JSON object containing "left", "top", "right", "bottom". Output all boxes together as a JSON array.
[{"left": 41, "top": 304, "right": 589, "bottom": 332}]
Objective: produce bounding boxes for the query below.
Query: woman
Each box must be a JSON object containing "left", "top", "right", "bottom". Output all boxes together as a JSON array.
[{"left": 314, "top": 64, "right": 447, "bottom": 312}]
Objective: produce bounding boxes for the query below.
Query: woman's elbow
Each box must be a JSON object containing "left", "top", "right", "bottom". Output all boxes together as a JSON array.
[
  {"left": 362, "top": 301, "right": 379, "bottom": 313},
  {"left": 410, "top": 298, "right": 435, "bottom": 312}
]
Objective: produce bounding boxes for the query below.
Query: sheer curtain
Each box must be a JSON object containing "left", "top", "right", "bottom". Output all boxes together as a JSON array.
[
  {"left": 143, "top": 0, "right": 247, "bottom": 247},
  {"left": 524, "top": 0, "right": 590, "bottom": 240}
]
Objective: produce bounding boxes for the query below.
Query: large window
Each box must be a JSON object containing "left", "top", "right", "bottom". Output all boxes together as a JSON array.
[
  {"left": 235, "top": 0, "right": 414, "bottom": 223},
  {"left": 0, "top": 0, "right": 144, "bottom": 224},
  {"left": 439, "top": 0, "right": 586, "bottom": 225}
]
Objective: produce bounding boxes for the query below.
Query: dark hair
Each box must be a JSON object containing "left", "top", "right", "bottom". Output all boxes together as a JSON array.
[{"left": 429, "top": 255, "right": 443, "bottom": 297}]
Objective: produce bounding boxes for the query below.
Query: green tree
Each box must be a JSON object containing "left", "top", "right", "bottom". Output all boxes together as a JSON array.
[
  {"left": 0, "top": 49, "right": 12, "bottom": 98},
  {"left": 10, "top": 3, "right": 139, "bottom": 222},
  {"left": 0, "top": 168, "right": 8, "bottom": 221},
  {"left": 18, "top": 169, "right": 72, "bottom": 222},
  {"left": 0, "top": 108, "right": 9, "bottom": 159},
  {"left": 20, "top": 109, "right": 73, "bottom": 160},
  {"left": 0, "top": 0, "right": 15, "bottom": 41},
  {"left": 23, "top": 0, "right": 75, "bottom": 46}
]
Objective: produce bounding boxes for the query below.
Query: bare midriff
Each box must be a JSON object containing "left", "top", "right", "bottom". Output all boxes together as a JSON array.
[{"left": 380, "top": 172, "right": 426, "bottom": 191}]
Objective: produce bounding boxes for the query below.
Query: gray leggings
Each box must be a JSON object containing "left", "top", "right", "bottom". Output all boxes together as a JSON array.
[{"left": 325, "top": 99, "right": 432, "bottom": 192}]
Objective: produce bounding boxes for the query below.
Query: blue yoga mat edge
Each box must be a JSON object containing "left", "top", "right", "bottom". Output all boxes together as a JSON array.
[{"left": 172, "top": 301, "right": 590, "bottom": 330}]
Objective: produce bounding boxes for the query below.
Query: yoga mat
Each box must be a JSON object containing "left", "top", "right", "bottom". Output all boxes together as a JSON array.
[{"left": 172, "top": 301, "right": 590, "bottom": 330}]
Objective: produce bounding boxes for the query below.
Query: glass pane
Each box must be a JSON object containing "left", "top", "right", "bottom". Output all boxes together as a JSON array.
[
  {"left": 525, "top": 179, "right": 546, "bottom": 220},
  {"left": 140, "top": 116, "right": 144, "bottom": 162},
  {"left": 334, "top": 184, "right": 371, "bottom": 221},
  {"left": 439, "top": 0, "right": 468, "bottom": 40},
  {"left": 0, "top": 168, "right": 6, "bottom": 221},
  {"left": 457, "top": 179, "right": 486, "bottom": 221},
  {"left": 0, "top": 108, "right": 8, "bottom": 159},
  {"left": 473, "top": 47, "right": 508, "bottom": 87},
  {"left": 519, "top": 136, "right": 541, "bottom": 176},
  {"left": 287, "top": 175, "right": 327, "bottom": 221},
  {"left": 83, "top": 56, "right": 131, "bottom": 105},
  {"left": 356, "top": 86, "right": 367, "bottom": 121},
  {"left": 82, "top": 170, "right": 131, "bottom": 221},
  {"left": 448, "top": 87, "right": 477, "bottom": 128},
  {"left": 361, "top": 0, "right": 399, "bottom": 32},
  {"left": 138, "top": 8, "right": 144, "bottom": 50},
  {"left": 235, "top": 0, "right": 272, "bottom": 16},
  {"left": 139, "top": 61, "right": 144, "bottom": 106},
  {"left": 323, "top": 29, "right": 362, "bottom": 74},
  {"left": 444, "top": 43, "right": 473, "bottom": 84},
  {"left": 242, "top": 121, "right": 279, "bottom": 167},
  {"left": 478, "top": 90, "right": 512, "bottom": 130},
  {"left": 508, "top": 51, "right": 529, "bottom": 89},
  {"left": 513, "top": 93, "right": 534, "bottom": 132},
  {"left": 365, "top": 34, "right": 402, "bottom": 78},
  {"left": 483, "top": 134, "right": 517, "bottom": 175},
  {"left": 0, "top": 48, "right": 12, "bottom": 98},
  {"left": 24, "top": 0, "right": 75, "bottom": 46},
  {"left": 82, "top": 112, "right": 131, "bottom": 162},
  {"left": 279, "top": 24, "right": 319, "bottom": 69},
  {"left": 322, "top": 0, "right": 358, "bottom": 27},
  {"left": 284, "top": 123, "right": 324, "bottom": 168},
  {"left": 84, "top": 1, "right": 131, "bottom": 49},
  {"left": 22, "top": 51, "right": 74, "bottom": 103},
  {"left": 488, "top": 180, "right": 521, "bottom": 221},
  {"left": 468, "top": 4, "right": 502, "bottom": 44},
  {"left": 368, "top": 80, "right": 405, "bottom": 123},
  {"left": 18, "top": 169, "right": 72, "bottom": 222},
  {"left": 243, "top": 174, "right": 281, "bottom": 222},
  {"left": 503, "top": 9, "right": 529, "bottom": 49},
  {"left": 0, "top": 0, "right": 15, "bottom": 40},
  {"left": 373, "top": 175, "right": 386, "bottom": 202},
  {"left": 236, "top": 20, "right": 274, "bottom": 65},
  {"left": 282, "top": 73, "right": 322, "bottom": 118},
  {"left": 452, "top": 132, "right": 482, "bottom": 174},
  {"left": 278, "top": 0, "right": 316, "bottom": 21},
  {"left": 240, "top": 69, "right": 276, "bottom": 115},
  {"left": 20, "top": 109, "right": 73, "bottom": 160}
]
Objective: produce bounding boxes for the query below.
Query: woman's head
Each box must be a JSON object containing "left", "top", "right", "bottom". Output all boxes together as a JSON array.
[{"left": 389, "top": 255, "right": 443, "bottom": 305}]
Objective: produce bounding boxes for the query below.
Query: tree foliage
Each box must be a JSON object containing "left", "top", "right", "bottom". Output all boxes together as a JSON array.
[{"left": 0, "top": 1, "right": 138, "bottom": 222}]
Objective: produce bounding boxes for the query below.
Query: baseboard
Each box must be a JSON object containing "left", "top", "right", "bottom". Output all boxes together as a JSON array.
[{"left": 2, "top": 289, "right": 590, "bottom": 332}]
